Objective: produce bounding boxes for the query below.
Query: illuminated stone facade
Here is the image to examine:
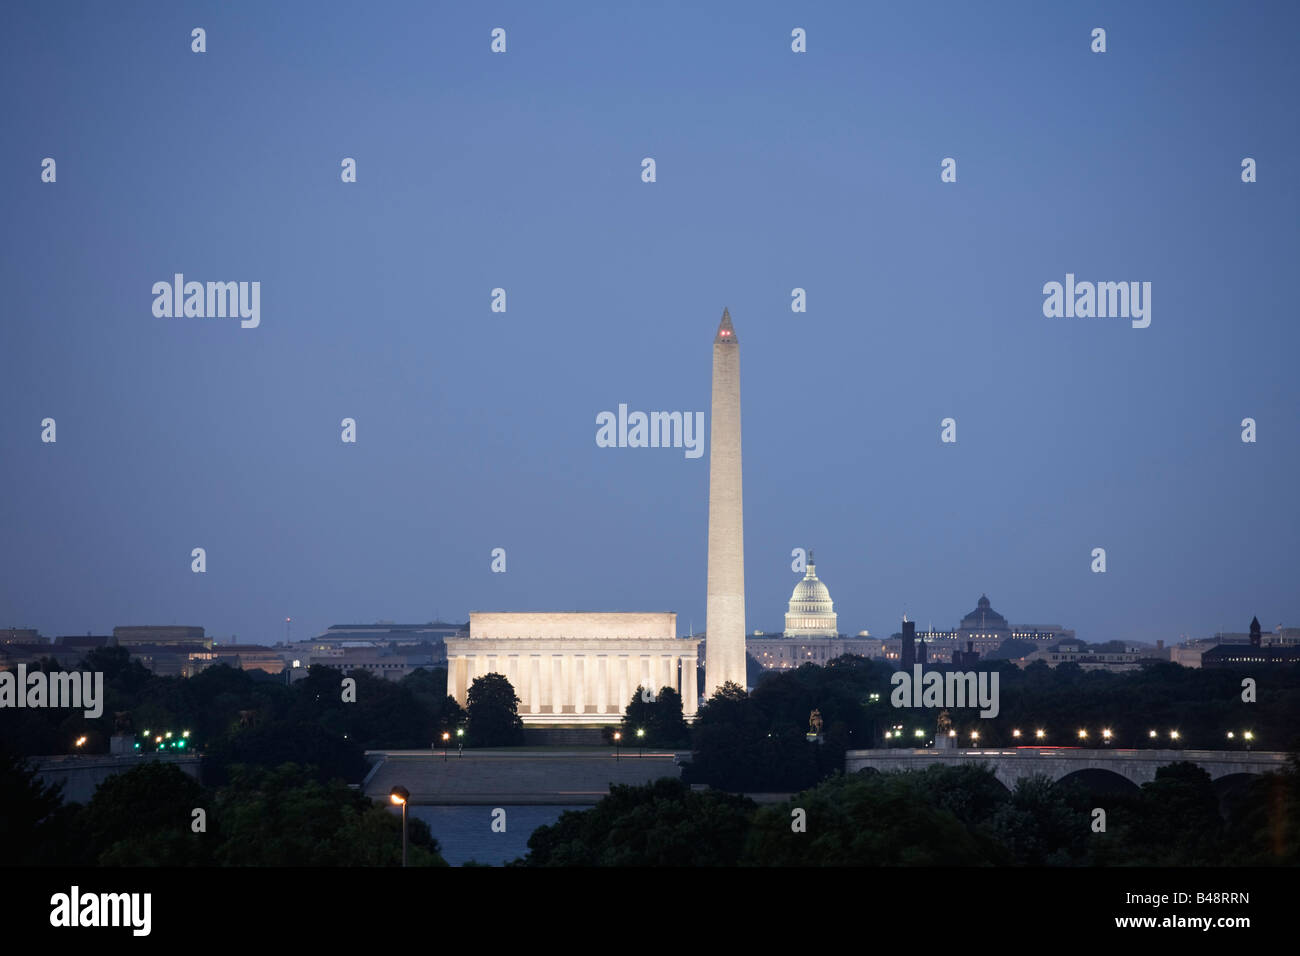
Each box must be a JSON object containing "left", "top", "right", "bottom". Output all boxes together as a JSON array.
[{"left": 445, "top": 612, "right": 700, "bottom": 724}]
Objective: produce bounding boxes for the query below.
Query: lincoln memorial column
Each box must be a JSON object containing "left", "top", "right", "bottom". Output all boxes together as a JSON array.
[
  {"left": 683, "top": 655, "right": 698, "bottom": 715},
  {"left": 551, "top": 655, "right": 564, "bottom": 714},
  {"left": 573, "top": 656, "right": 585, "bottom": 714},
  {"left": 616, "top": 656, "right": 629, "bottom": 716},
  {"left": 540, "top": 654, "right": 553, "bottom": 714}
]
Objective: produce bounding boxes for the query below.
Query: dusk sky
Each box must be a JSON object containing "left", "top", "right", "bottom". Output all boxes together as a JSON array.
[{"left": 2, "top": 1, "right": 1297, "bottom": 647}]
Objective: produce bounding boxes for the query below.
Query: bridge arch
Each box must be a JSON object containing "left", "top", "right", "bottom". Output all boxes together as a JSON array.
[{"left": 1055, "top": 767, "right": 1140, "bottom": 796}]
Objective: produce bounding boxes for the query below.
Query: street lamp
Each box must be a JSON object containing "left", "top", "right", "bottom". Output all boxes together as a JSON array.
[
  {"left": 441, "top": 731, "right": 451, "bottom": 762},
  {"left": 613, "top": 731, "right": 622, "bottom": 762},
  {"left": 1244, "top": 731, "right": 1254, "bottom": 751},
  {"left": 1102, "top": 729, "right": 1112, "bottom": 745},
  {"left": 389, "top": 785, "right": 410, "bottom": 867},
  {"left": 456, "top": 727, "right": 464, "bottom": 757},
  {"left": 636, "top": 727, "right": 645, "bottom": 757}
]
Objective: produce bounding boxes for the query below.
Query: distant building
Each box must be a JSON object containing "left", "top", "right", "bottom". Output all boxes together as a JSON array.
[
  {"left": 952, "top": 640, "right": 981, "bottom": 669},
  {"left": 902, "top": 596, "right": 1076, "bottom": 660},
  {"left": 0, "top": 643, "right": 60, "bottom": 670},
  {"left": 747, "top": 554, "right": 878, "bottom": 669},
  {"left": 748, "top": 635, "right": 884, "bottom": 670},
  {"left": 445, "top": 612, "right": 700, "bottom": 723},
  {"left": 113, "top": 626, "right": 210, "bottom": 648},
  {"left": 1202, "top": 617, "right": 1300, "bottom": 668},
  {"left": 1, "top": 634, "right": 115, "bottom": 671},
  {"left": 0, "top": 628, "right": 44, "bottom": 645},
  {"left": 54, "top": 634, "right": 115, "bottom": 652},
  {"left": 1168, "top": 641, "right": 1212, "bottom": 668},
  {"left": 196, "top": 645, "right": 286, "bottom": 676},
  {"left": 310, "top": 621, "right": 464, "bottom": 647},
  {"left": 1018, "top": 638, "right": 1160, "bottom": 672},
  {"left": 901, "top": 619, "right": 917, "bottom": 670},
  {"left": 293, "top": 621, "right": 461, "bottom": 671},
  {"left": 297, "top": 644, "right": 440, "bottom": 681},
  {"left": 122, "top": 643, "right": 201, "bottom": 677},
  {"left": 783, "top": 552, "right": 837, "bottom": 638}
]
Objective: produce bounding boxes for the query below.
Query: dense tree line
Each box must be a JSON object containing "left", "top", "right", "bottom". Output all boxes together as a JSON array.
[
  {"left": 0, "top": 748, "right": 446, "bottom": 867},
  {"left": 0, "top": 648, "right": 471, "bottom": 782},
  {"left": 521, "top": 758, "right": 1300, "bottom": 866}
]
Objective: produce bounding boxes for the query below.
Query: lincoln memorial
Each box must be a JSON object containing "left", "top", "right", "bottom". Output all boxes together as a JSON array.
[{"left": 444, "top": 612, "right": 701, "bottom": 724}]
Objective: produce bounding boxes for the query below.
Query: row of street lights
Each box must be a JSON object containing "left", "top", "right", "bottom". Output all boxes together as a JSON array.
[
  {"left": 885, "top": 726, "right": 1257, "bottom": 748},
  {"left": 611, "top": 728, "right": 647, "bottom": 760},
  {"left": 436, "top": 728, "right": 465, "bottom": 761}
]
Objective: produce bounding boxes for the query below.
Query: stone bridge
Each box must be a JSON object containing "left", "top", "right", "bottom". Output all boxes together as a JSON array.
[
  {"left": 845, "top": 748, "right": 1290, "bottom": 790},
  {"left": 31, "top": 753, "right": 201, "bottom": 803}
]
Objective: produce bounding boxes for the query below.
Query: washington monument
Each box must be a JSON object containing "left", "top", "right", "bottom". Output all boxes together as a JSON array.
[{"left": 705, "top": 307, "right": 747, "bottom": 695}]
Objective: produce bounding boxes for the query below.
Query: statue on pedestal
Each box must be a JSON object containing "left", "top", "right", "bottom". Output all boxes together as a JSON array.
[
  {"left": 809, "top": 709, "right": 823, "bottom": 735},
  {"left": 934, "top": 709, "right": 954, "bottom": 749}
]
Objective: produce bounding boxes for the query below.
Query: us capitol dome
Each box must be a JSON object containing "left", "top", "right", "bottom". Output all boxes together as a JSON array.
[{"left": 784, "top": 550, "right": 838, "bottom": 638}]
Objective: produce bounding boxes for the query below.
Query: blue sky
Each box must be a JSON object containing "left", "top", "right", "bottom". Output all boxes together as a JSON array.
[{"left": 2, "top": 1, "right": 1297, "bottom": 646}]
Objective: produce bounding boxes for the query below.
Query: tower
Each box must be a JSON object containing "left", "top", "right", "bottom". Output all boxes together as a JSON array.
[
  {"left": 706, "top": 308, "right": 747, "bottom": 695},
  {"left": 901, "top": 617, "right": 915, "bottom": 670}
]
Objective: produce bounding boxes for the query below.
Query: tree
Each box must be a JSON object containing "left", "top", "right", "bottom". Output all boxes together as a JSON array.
[
  {"left": 465, "top": 673, "right": 524, "bottom": 747},
  {"left": 1095, "top": 761, "right": 1227, "bottom": 865},
  {"left": 518, "top": 778, "right": 756, "bottom": 866},
  {"left": 0, "top": 743, "right": 75, "bottom": 865},
  {"left": 742, "top": 770, "right": 1002, "bottom": 866},
  {"left": 201, "top": 719, "right": 367, "bottom": 786},
  {"left": 211, "top": 763, "right": 446, "bottom": 866},
  {"left": 686, "top": 683, "right": 825, "bottom": 792},
  {"left": 78, "top": 761, "right": 210, "bottom": 865},
  {"left": 622, "top": 686, "right": 690, "bottom": 748}
]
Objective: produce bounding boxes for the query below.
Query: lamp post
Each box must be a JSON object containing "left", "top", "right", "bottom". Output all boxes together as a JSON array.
[
  {"left": 442, "top": 731, "right": 451, "bottom": 762},
  {"left": 457, "top": 727, "right": 464, "bottom": 757},
  {"left": 613, "top": 731, "right": 622, "bottom": 762},
  {"left": 389, "top": 785, "right": 410, "bottom": 867},
  {"left": 636, "top": 728, "right": 645, "bottom": 757}
]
